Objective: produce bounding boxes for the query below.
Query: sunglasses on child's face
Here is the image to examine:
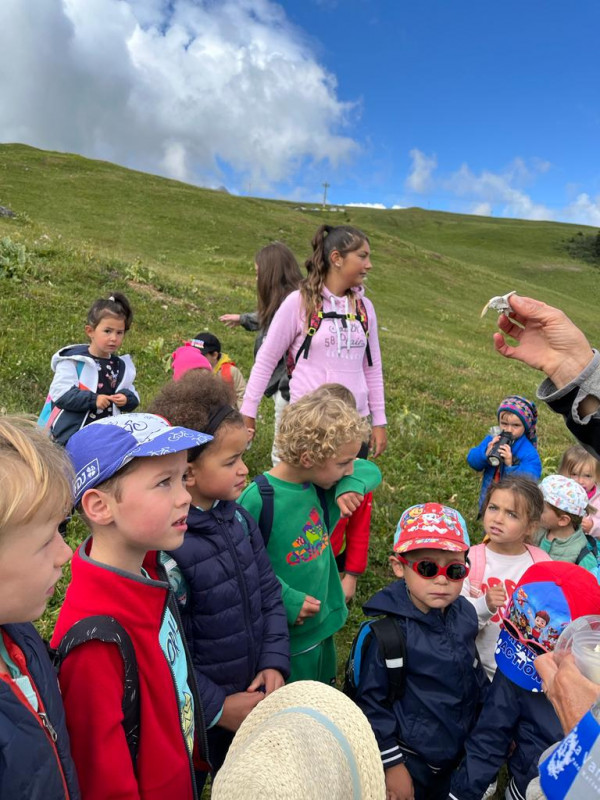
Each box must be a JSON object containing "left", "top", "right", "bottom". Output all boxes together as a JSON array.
[
  {"left": 501, "top": 615, "right": 549, "bottom": 656},
  {"left": 58, "top": 517, "right": 71, "bottom": 538},
  {"left": 397, "top": 555, "right": 469, "bottom": 581}
]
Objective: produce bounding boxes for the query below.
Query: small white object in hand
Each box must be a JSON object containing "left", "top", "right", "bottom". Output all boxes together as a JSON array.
[{"left": 480, "top": 290, "right": 516, "bottom": 318}]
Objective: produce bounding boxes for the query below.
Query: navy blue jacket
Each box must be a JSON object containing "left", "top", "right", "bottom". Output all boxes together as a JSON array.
[
  {"left": 353, "top": 580, "right": 488, "bottom": 771},
  {"left": 449, "top": 669, "right": 563, "bottom": 800},
  {"left": 168, "top": 500, "right": 290, "bottom": 726},
  {"left": 0, "top": 623, "right": 80, "bottom": 799}
]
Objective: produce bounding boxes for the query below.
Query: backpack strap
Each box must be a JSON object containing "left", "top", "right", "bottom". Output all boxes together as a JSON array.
[
  {"left": 343, "top": 616, "right": 405, "bottom": 704},
  {"left": 575, "top": 534, "right": 599, "bottom": 566},
  {"left": 355, "top": 297, "right": 373, "bottom": 367},
  {"left": 467, "top": 543, "right": 486, "bottom": 597},
  {"left": 315, "top": 484, "right": 331, "bottom": 533},
  {"left": 371, "top": 617, "right": 406, "bottom": 703},
  {"left": 53, "top": 616, "right": 140, "bottom": 770},
  {"left": 294, "top": 298, "right": 373, "bottom": 367},
  {"left": 252, "top": 474, "right": 274, "bottom": 547}
]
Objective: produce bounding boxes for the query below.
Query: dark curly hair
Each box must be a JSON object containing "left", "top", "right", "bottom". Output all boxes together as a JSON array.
[{"left": 147, "top": 370, "right": 242, "bottom": 460}]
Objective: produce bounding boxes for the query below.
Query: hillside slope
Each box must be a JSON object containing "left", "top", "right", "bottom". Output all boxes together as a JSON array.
[{"left": 1, "top": 141, "right": 599, "bottom": 649}]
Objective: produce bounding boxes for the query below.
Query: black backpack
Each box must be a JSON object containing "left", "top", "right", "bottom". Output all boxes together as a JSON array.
[
  {"left": 53, "top": 616, "right": 140, "bottom": 769},
  {"left": 252, "top": 474, "right": 330, "bottom": 546},
  {"left": 343, "top": 616, "right": 406, "bottom": 704}
]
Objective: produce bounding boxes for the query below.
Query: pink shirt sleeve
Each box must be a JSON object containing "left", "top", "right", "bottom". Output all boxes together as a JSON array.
[{"left": 240, "top": 291, "right": 304, "bottom": 419}]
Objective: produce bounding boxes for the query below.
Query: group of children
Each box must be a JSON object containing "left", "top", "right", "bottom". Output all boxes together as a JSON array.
[{"left": 2, "top": 285, "right": 599, "bottom": 800}]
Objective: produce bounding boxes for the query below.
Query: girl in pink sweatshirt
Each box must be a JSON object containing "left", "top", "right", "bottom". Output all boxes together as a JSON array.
[{"left": 240, "top": 224, "right": 387, "bottom": 457}]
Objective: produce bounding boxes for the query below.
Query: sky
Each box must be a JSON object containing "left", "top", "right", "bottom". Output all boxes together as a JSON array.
[{"left": 1, "top": 0, "right": 599, "bottom": 224}]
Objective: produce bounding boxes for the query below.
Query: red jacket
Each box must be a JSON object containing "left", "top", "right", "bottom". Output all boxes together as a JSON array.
[
  {"left": 330, "top": 491, "right": 373, "bottom": 575},
  {"left": 51, "top": 539, "right": 205, "bottom": 800}
]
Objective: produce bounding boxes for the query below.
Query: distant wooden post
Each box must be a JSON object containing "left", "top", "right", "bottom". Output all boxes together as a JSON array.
[{"left": 322, "top": 182, "right": 330, "bottom": 208}]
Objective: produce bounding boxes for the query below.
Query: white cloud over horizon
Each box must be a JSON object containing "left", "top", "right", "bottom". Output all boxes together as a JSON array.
[
  {"left": 404, "top": 149, "right": 600, "bottom": 227},
  {"left": 0, "top": 0, "right": 358, "bottom": 190}
]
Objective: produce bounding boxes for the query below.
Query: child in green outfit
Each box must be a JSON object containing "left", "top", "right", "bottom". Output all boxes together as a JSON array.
[{"left": 239, "top": 388, "right": 381, "bottom": 683}]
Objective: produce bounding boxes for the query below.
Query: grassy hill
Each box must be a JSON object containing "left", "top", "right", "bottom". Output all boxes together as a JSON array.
[{"left": 1, "top": 143, "right": 600, "bottom": 743}]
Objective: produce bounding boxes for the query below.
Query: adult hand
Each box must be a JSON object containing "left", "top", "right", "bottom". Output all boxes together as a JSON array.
[
  {"left": 337, "top": 491, "right": 363, "bottom": 518},
  {"left": 485, "top": 583, "right": 508, "bottom": 613},
  {"left": 218, "top": 690, "right": 264, "bottom": 731},
  {"left": 493, "top": 294, "right": 594, "bottom": 389},
  {"left": 370, "top": 426, "right": 387, "bottom": 458},
  {"left": 110, "top": 393, "right": 128, "bottom": 408},
  {"left": 95, "top": 395, "right": 113, "bottom": 410},
  {"left": 535, "top": 652, "right": 600, "bottom": 733},
  {"left": 220, "top": 314, "right": 241, "bottom": 328},
  {"left": 384, "top": 763, "right": 414, "bottom": 800},
  {"left": 247, "top": 669, "right": 285, "bottom": 696},
  {"left": 295, "top": 595, "right": 321, "bottom": 625}
]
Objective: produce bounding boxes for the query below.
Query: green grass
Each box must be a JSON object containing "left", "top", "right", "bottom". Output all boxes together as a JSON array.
[{"left": 1, "top": 143, "right": 598, "bottom": 797}]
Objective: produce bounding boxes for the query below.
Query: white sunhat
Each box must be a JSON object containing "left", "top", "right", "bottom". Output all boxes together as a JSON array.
[{"left": 211, "top": 681, "right": 386, "bottom": 800}]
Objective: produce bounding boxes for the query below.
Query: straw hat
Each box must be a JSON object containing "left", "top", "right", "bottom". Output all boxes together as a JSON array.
[{"left": 211, "top": 681, "right": 386, "bottom": 800}]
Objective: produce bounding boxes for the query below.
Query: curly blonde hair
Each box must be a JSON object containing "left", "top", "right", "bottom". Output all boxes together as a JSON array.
[
  {"left": 275, "top": 391, "right": 370, "bottom": 467},
  {"left": 0, "top": 417, "right": 73, "bottom": 533}
]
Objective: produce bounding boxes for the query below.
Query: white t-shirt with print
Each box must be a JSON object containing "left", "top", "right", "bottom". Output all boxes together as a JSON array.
[{"left": 462, "top": 547, "right": 536, "bottom": 681}]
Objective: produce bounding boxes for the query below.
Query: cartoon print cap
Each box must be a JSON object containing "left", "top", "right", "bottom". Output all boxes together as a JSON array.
[
  {"left": 66, "top": 412, "right": 213, "bottom": 505},
  {"left": 540, "top": 474, "right": 588, "bottom": 517},
  {"left": 498, "top": 394, "right": 538, "bottom": 446},
  {"left": 393, "top": 503, "right": 470, "bottom": 555},
  {"left": 495, "top": 561, "right": 600, "bottom": 692}
]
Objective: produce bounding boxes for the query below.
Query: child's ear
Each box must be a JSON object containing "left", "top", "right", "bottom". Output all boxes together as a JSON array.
[
  {"left": 184, "top": 462, "right": 198, "bottom": 488},
  {"left": 557, "top": 513, "right": 573, "bottom": 528},
  {"left": 299, "top": 451, "right": 314, "bottom": 469},
  {"left": 389, "top": 555, "right": 404, "bottom": 579},
  {"left": 81, "top": 489, "right": 114, "bottom": 526},
  {"left": 84, "top": 324, "right": 95, "bottom": 339}
]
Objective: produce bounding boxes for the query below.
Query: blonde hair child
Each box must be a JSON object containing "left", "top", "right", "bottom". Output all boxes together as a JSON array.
[
  {"left": 239, "top": 389, "right": 381, "bottom": 684},
  {"left": 559, "top": 444, "right": 600, "bottom": 537},
  {"left": 0, "top": 417, "right": 78, "bottom": 798}
]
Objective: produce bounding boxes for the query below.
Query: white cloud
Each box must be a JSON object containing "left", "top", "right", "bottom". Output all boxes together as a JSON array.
[
  {"left": 0, "top": 0, "right": 358, "bottom": 189},
  {"left": 346, "top": 202, "right": 386, "bottom": 209},
  {"left": 471, "top": 202, "right": 492, "bottom": 216},
  {"left": 562, "top": 193, "right": 600, "bottom": 227},
  {"left": 405, "top": 148, "right": 437, "bottom": 194},
  {"left": 443, "top": 161, "right": 554, "bottom": 221},
  {"left": 391, "top": 204, "right": 405, "bottom": 209}
]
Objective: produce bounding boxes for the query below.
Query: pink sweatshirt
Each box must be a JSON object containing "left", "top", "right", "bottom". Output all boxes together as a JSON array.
[{"left": 240, "top": 287, "right": 386, "bottom": 426}]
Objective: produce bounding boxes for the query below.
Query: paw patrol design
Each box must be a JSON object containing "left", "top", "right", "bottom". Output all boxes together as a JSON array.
[
  {"left": 393, "top": 502, "right": 470, "bottom": 555},
  {"left": 496, "top": 581, "right": 571, "bottom": 692}
]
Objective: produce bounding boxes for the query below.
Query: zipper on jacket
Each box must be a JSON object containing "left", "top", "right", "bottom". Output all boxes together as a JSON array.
[
  {"left": 217, "top": 513, "right": 256, "bottom": 685},
  {"left": 39, "top": 710, "right": 58, "bottom": 742},
  {"left": 0, "top": 672, "right": 70, "bottom": 798}
]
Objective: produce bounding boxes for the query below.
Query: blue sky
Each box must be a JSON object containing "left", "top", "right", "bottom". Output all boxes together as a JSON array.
[
  {"left": 275, "top": 0, "right": 600, "bottom": 221},
  {"left": 1, "top": 0, "right": 598, "bottom": 224}
]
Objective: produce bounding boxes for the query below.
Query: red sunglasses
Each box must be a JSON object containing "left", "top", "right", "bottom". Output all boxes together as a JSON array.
[
  {"left": 501, "top": 615, "right": 549, "bottom": 656},
  {"left": 397, "top": 555, "right": 469, "bottom": 582}
]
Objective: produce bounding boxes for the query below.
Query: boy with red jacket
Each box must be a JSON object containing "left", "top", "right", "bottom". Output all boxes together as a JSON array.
[{"left": 52, "top": 413, "right": 213, "bottom": 800}]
